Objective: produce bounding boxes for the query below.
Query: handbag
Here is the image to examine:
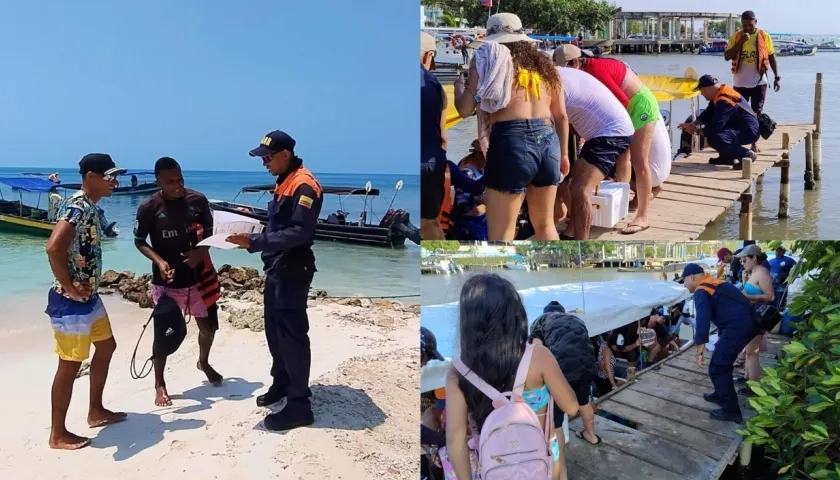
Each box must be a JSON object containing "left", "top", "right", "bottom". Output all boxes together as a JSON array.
[
  {"left": 699, "top": 282, "right": 782, "bottom": 331},
  {"left": 735, "top": 99, "right": 776, "bottom": 140}
]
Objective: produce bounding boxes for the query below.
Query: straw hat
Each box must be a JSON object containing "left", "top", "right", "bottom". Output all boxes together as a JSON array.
[{"left": 469, "top": 13, "right": 537, "bottom": 47}]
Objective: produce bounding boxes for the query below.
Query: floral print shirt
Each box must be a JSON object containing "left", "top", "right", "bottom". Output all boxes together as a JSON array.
[{"left": 53, "top": 190, "right": 102, "bottom": 299}]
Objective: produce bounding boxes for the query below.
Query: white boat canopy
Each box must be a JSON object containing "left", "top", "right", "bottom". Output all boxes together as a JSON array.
[{"left": 421, "top": 279, "right": 690, "bottom": 393}]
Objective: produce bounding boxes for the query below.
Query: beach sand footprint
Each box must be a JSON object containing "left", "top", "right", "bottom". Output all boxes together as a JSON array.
[{"left": 90, "top": 412, "right": 206, "bottom": 461}]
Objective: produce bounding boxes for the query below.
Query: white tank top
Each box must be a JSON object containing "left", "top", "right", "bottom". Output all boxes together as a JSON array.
[{"left": 556, "top": 66, "right": 634, "bottom": 140}]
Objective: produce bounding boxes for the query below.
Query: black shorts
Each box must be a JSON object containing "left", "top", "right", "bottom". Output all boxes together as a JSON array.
[
  {"left": 614, "top": 348, "right": 639, "bottom": 363},
  {"left": 580, "top": 135, "right": 632, "bottom": 177},
  {"left": 421, "top": 155, "right": 446, "bottom": 220},
  {"left": 734, "top": 85, "right": 768, "bottom": 114},
  {"left": 553, "top": 374, "right": 593, "bottom": 429}
]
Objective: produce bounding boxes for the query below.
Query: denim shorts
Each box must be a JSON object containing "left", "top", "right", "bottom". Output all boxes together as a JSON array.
[
  {"left": 483, "top": 118, "right": 561, "bottom": 193},
  {"left": 580, "top": 135, "right": 632, "bottom": 177}
]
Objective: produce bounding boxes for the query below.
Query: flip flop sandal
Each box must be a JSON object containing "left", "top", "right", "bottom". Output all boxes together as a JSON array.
[
  {"left": 620, "top": 224, "right": 650, "bottom": 235},
  {"left": 575, "top": 430, "right": 602, "bottom": 445}
]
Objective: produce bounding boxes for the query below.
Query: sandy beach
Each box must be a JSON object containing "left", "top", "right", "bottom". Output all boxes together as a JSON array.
[{"left": 0, "top": 293, "right": 420, "bottom": 479}]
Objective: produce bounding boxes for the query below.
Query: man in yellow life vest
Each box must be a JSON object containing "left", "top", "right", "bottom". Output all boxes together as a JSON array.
[{"left": 724, "top": 10, "right": 780, "bottom": 153}]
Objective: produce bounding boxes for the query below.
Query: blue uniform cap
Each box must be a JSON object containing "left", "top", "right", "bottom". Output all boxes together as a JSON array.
[
  {"left": 678, "top": 263, "right": 706, "bottom": 283},
  {"left": 249, "top": 130, "right": 296, "bottom": 158}
]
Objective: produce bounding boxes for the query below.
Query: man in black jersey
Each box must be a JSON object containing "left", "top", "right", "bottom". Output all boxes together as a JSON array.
[{"left": 134, "top": 157, "right": 223, "bottom": 406}]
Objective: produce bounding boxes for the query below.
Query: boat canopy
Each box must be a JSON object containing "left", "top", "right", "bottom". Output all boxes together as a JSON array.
[
  {"left": 122, "top": 170, "right": 155, "bottom": 176},
  {"left": 0, "top": 176, "right": 58, "bottom": 193},
  {"left": 420, "top": 279, "right": 690, "bottom": 392},
  {"left": 240, "top": 184, "right": 381, "bottom": 196},
  {"left": 637, "top": 74, "right": 701, "bottom": 102}
]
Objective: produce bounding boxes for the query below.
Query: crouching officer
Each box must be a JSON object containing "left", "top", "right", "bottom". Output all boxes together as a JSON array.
[
  {"left": 679, "top": 263, "right": 759, "bottom": 424},
  {"left": 227, "top": 130, "right": 323, "bottom": 431}
]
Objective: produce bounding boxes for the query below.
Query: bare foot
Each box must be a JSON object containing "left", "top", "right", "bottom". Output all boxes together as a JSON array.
[
  {"left": 49, "top": 431, "right": 91, "bottom": 450},
  {"left": 197, "top": 361, "right": 223, "bottom": 386},
  {"left": 88, "top": 409, "right": 128, "bottom": 428},
  {"left": 155, "top": 386, "right": 172, "bottom": 407}
]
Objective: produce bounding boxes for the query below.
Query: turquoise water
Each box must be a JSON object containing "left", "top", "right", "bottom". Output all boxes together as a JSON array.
[{"left": 0, "top": 168, "right": 419, "bottom": 298}]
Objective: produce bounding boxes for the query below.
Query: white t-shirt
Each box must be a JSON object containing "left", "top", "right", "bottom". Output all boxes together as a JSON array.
[
  {"left": 649, "top": 117, "right": 672, "bottom": 187},
  {"left": 556, "top": 66, "right": 634, "bottom": 140}
]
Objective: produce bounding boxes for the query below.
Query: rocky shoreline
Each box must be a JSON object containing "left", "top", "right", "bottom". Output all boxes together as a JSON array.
[{"left": 99, "top": 265, "right": 420, "bottom": 332}]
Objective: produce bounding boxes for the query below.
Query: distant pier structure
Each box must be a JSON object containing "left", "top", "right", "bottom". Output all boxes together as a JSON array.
[{"left": 585, "top": 11, "right": 741, "bottom": 54}]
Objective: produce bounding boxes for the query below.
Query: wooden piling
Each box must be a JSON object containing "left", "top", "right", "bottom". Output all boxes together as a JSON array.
[
  {"left": 804, "top": 132, "right": 816, "bottom": 190},
  {"left": 813, "top": 73, "right": 823, "bottom": 181},
  {"left": 779, "top": 133, "right": 791, "bottom": 218},
  {"left": 739, "top": 193, "right": 753, "bottom": 240}
]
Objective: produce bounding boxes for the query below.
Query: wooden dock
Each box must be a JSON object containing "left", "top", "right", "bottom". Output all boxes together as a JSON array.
[
  {"left": 587, "top": 120, "right": 818, "bottom": 241},
  {"left": 564, "top": 333, "right": 790, "bottom": 480}
]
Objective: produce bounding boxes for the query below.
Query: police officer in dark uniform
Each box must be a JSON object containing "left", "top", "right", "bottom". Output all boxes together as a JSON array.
[
  {"left": 679, "top": 263, "right": 759, "bottom": 423},
  {"left": 226, "top": 130, "right": 323, "bottom": 431}
]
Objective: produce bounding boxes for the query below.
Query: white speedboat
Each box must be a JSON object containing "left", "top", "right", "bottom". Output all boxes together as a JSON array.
[{"left": 422, "top": 27, "right": 485, "bottom": 66}]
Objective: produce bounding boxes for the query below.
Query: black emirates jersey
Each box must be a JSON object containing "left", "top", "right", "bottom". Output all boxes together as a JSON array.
[{"left": 134, "top": 189, "right": 213, "bottom": 288}]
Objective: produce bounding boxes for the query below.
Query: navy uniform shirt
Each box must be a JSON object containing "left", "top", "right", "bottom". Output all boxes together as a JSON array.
[
  {"left": 247, "top": 164, "right": 323, "bottom": 275},
  {"left": 693, "top": 276, "right": 756, "bottom": 345}
]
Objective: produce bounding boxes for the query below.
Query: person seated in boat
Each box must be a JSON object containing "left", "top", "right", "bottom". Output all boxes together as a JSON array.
[
  {"left": 678, "top": 75, "right": 759, "bottom": 170},
  {"left": 556, "top": 44, "right": 659, "bottom": 235},
  {"left": 550, "top": 64, "right": 633, "bottom": 239},
  {"left": 451, "top": 140, "right": 487, "bottom": 241},
  {"left": 420, "top": 327, "right": 446, "bottom": 480},
  {"left": 608, "top": 322, "right": 640, "bottom": 367},
  {"left": 454, "top": 13, "right": 570, "bottom": 241},
  {"left": 530, "top": 301, "right": 603, "bottom": 448},
  {"left": 130, "top": 175, "right": 138, "bottom": 188},
  {"left": 645, "top": 306, "right": 680, "bottom": 363},
  {"left": 48, "top": 172, "right": 61, "bottom": 183},
  {"left": 592, "top": 332, "right": 627, "bottom": 397}
]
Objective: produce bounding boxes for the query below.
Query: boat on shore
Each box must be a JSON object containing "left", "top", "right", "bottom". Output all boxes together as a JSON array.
[
  {"left": 58, "top": 170, "right": 159, "bottom": 196},
  {"left": 209, "top": 181, "right": 420, "bottom": 248}
]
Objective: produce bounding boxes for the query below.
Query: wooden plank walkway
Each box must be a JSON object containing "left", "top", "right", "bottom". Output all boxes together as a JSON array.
[
  {"left": 583, "top": 122, "right": 815, "bottom": 240},
  {"left": 564, "top": 334, "right": 790, "bottom": 480}
]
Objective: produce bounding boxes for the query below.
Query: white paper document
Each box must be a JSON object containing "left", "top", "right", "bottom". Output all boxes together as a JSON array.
[{"left": 197, "top": 210, "right": 265, "bottom": 249}]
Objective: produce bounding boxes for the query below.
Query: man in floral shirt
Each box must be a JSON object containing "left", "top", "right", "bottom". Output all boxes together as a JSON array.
[{"left": 44, "top": 153, "right": 128, "bottom": 450}]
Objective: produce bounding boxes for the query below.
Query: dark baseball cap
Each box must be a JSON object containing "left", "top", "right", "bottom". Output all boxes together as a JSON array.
[
  {"left": 421, "top": 326, "right": 445, "bottom": 361},
  {"left": 79, "top": 153, "right": 126, "bottom": 177},
  {"left": 693, "top": 74, "right": 718, "bottom": 91},
  {"left": 677, "top": 263, "right": 706, "bottom": 283},
  {"left": 741, "top": 10, "right": 756, "bottom": 20},
  {"left": 249, "top": 130, "right": 296, "bottom": 157},
  {"left": 544, "top": 301, "right": 566, "bottom": 314},
  {"left": 651, "top": 306, "right": 666, "bottom": 317}
]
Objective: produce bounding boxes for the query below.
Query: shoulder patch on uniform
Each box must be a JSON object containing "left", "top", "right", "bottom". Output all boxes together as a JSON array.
[{"left": 298, "top": 195, "right": 314, "bottom": 208}]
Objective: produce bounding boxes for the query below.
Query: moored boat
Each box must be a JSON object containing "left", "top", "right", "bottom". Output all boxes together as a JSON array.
[
  {"left": 208, "top": 181, "right": 419, "bottom": 248},
  {"left": 699, "top": 40, "right": 727, "bottom": 55},
  {"left": 0, "top": 177, "right": 120, "bottom": 237},
  {"left": 58, "top": 170, "right": 159, "bottom": 196}
]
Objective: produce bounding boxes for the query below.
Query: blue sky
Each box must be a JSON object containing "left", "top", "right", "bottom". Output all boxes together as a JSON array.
[
  {"left": 618, "top": 0, "right": 837, "bottom": 35},
  {"left": 0, "top": 1, "right": 417, "bottom": 174}
]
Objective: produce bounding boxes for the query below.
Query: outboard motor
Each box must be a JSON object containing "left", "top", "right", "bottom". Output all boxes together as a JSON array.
[
  {"left": 675, "top": 109, "right": 706, "bottom": 159},
  {"left": 380, "top": 208, "right": 421, "bottom": 245}
]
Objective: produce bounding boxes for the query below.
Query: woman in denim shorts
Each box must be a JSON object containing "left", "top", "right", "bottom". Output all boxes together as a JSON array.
[{"left": 453, "top": 13, "right": 571, "bottom": 240}]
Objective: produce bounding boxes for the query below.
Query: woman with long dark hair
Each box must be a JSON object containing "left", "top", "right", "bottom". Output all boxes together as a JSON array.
[
  {"left": 454, "top": 13, "right": 570, "bottom": 241},
  {"left": 444, "top": 274, "right": 579, "bottom": 480},
  {"left": 734, "top": 245, "right": 774, "bottom": 392}
]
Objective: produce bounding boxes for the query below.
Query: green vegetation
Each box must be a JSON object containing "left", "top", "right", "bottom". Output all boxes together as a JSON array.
[
  {"left": 738, "top": 240, "right": 840, "bottom": 479},
  {"left": 422, "top": 240, "right": 462, "bottom": 253},
  {"left": 450, "top": 255, "right": 509, "bottom": 266},
  {"left": 421, "top": 0, "right": 618, "bottom": 36}
]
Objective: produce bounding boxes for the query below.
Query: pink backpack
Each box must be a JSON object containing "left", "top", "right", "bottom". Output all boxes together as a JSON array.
[{"left": 453, "top": 343, "right": 554, "bottom": 479}]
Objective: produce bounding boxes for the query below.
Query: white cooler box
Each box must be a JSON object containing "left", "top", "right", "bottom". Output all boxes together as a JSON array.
[{"left": 590, "top": 181, "right": 630, "bottom": 228}]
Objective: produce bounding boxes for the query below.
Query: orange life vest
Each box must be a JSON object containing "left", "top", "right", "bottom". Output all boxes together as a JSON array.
[
  {"left": 439, "top": 165, "right": 452, "bottom": 232},
  {"left": 695, "top": 275, "right": 724, "bottom": 296},
  {"left": 713, "top": 84, "right": 742, "bottom": 108},
  {"left": 730, "top": 29, "right": 770, "bottom": 76}
]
